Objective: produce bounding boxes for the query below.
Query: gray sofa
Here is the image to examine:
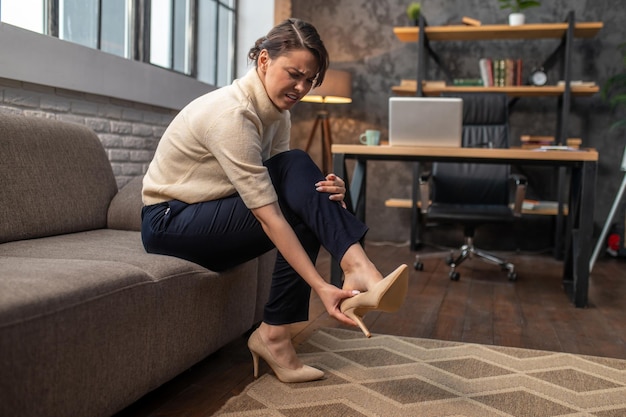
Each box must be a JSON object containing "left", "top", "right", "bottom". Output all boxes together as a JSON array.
[{"left": 0, "top": 113, "right": 275, "bottom": 417}]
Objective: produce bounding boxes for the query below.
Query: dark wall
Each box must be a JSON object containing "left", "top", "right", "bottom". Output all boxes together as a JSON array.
[{"left": 289, "top": 0, "right": 626, "bottom": 249}]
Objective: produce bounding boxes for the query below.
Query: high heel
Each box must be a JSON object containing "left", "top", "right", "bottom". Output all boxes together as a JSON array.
[
  {"left": 341, "top": 264, "right": 409, "bottom": 338},
  {"left": 247, "top": 328, "right": 324, "bottom": 383}
]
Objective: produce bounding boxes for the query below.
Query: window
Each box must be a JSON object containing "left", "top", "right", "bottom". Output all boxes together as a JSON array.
[
  {"left": 0, "top": 0, "right": 45, "bottom": 33},
  {"left": 197, "top": 0, "right": 236, "bottom": 86},
  {"left": 0, "top": 0, "right": 237, "bottom": 86}
]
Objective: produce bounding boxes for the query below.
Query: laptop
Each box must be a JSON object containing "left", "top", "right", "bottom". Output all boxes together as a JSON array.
[{"left": 389, "top": 97, "right": 463, "bottom": 147}]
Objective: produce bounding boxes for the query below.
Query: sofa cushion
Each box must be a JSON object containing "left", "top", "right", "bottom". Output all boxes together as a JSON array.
[
  {"left": 0, "top": 256, "right": 154, "bottom": 327},
  {"left": 107, "top": 176, "right": 144, "bottom": 231},
  {"left": 0, "top": 229, "right": 209, "bottom": 280},
  {"left": 0, "top": 114, "right": 117, "bottom": 244},
  {"left": 0, "top": 230, "right": 265, "bottom": 417}
]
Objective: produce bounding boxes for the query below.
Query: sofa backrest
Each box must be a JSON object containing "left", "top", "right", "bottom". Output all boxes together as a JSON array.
[{"left": 0, "top": 114, "right": 118, "bottom": 244}]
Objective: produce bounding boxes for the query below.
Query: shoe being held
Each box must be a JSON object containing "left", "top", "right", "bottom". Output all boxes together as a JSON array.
[
  {"left": 247, "top": 328, "right": 324, "bottom": 383},
  {"left": 340, "top": 264, "right": 409, "bottom": 338}
]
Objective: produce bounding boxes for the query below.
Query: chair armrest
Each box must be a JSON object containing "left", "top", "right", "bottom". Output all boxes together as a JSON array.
[{"left": 510, "top": 174, "right": 527, "bottom": 217}]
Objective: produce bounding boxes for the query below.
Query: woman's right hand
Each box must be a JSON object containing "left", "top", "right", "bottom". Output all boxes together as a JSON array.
[{"left": 317, "top": 283, "right": 360, "bottom": 327}]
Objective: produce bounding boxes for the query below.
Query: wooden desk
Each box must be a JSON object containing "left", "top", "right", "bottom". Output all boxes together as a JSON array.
[{"left": 331, "top": 144, "right": 598, "bottom": 308}]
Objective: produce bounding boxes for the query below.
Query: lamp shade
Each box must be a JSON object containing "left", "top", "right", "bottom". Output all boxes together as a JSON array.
[{"left": 301, "top": 69, "right": 352, "bottom": 104}]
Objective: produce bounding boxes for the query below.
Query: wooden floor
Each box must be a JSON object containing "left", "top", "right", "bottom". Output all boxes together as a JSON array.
[{"left": 115, "top": 243, "right": 626, "bottom": 417}]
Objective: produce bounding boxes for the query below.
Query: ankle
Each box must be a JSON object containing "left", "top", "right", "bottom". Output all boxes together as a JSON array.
[
  {"left": 342, "top": 264, "right": 383, "bottom": 292},
  {"left": 259, "top": 323, "right": 291, "bottom": 344}
]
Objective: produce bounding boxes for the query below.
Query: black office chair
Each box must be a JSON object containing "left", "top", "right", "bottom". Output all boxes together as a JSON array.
[{"left": 415, "top": 93, "right": 526, "bottom": 281}]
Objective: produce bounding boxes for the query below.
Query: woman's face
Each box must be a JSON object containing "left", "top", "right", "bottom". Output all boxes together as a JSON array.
[{"left": 257, "top": 48, "right": 319, "bottom": 111}]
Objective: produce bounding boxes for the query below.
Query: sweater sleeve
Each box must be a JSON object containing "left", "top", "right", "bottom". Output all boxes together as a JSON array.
[{"left": 202, "top": 107, "right": 278, "bottom": 209}]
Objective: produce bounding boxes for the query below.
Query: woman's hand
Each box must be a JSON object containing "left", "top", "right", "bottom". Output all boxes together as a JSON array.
[
  {"left": 315, "top": 174, "right": 347, "bottom": 208},
  {"left": 317, "top": 283, "right": 359, "bottom": 326}
]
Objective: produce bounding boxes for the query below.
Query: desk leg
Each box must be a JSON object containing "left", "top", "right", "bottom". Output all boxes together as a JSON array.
[
  {"left": 554, "top": 167, "right": 567, "bottom": 260},
  {"left": 411, "top": 162, "right": 422, "bottom": 251},
  {"left": 563, "top": 161, "right": 596, "bottom": 307}
]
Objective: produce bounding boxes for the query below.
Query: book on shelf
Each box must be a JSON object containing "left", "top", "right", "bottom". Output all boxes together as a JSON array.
[
  {"left": 478, "top": 58, "right": 523, "bottom": 87},
  {"left": 556, "top": 80, "right": 597, "bottom": 87},
  {"left": 520, "top": 134, "right": 554, "bottom": 149},
  {"left": 452, "top": 78, "right": 483, "bottom": 86},
  {"left": 462, "top": 16, "right": 481, "bottom": 26},
  {"left": 479, "top": 58, "right": 493, "bottom": 87},
  {"left": 520, "top": 135, "right": 582, "bottom": 149}
]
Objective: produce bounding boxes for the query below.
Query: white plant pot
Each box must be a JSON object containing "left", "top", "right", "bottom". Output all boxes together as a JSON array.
[{"left": 509, "top": 13, "right": 525, "bottom": 26}]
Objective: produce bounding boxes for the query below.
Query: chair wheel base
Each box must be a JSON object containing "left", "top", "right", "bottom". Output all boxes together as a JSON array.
[{"left": 449, "top": 271, "right": 460, "bottom": 281}]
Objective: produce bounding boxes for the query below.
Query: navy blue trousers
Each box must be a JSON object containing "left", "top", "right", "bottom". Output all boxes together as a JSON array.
[{"left": 141, "top": 150, "right": 368, "bottom": 325}]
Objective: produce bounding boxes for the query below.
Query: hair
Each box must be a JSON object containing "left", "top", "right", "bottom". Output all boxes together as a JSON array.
[{"left": 248, "top": 18, "right": 329, "bottom": 88}]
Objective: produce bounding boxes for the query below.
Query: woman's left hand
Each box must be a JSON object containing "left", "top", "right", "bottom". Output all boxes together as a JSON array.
[{"left": 315, "top": 174, "right": 347, "bottom": 208}]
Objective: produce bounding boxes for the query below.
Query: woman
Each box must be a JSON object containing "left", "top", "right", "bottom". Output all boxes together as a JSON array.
[{"left": 141, "top": 18, "right": 408, "bottom": 383}]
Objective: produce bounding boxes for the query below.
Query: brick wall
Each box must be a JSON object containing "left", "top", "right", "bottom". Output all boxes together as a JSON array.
[{"left": 0, "top": 78, "right": 176, "bottom": 189}]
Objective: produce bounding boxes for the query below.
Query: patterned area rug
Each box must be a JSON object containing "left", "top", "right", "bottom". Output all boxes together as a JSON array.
[{"left": 216, "top": 328, "right": 626, "bottom": 417}]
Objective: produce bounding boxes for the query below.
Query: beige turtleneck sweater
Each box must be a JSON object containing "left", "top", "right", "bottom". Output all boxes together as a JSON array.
[{"left": 142, "top": 68, "right": 290, "bottom": 209}]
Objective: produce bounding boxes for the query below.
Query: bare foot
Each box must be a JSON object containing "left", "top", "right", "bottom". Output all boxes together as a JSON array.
[{"left": 340, "top": 245, "right": 384, "bottom": 292}]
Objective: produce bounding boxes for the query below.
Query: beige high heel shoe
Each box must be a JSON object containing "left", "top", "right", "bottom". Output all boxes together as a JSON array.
[
  {"left": 340, "top": 264, "right": 409, "bottom": 338},
  {"left": 247, "top": 328, "right": 324, "bottom": 383}
]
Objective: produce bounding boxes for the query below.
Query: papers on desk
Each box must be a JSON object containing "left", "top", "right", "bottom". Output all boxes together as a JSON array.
[{"left": 533, "top": 145, "right": 581, "bottom": 152}]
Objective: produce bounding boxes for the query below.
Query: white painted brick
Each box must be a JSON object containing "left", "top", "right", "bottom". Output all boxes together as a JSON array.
[
  {"left": 99, "top": 104, "right": 123, "bottom": 119},
  {"left": 4, "top": 88, "right": 40, "bottom": 108},
  {"left": 122, "top": 108, "right": 143, "bottom": 122},
  {"left": 99, "top": 134, "right": 124, "bottom": 147},
  {"left": 56, "top": 114, "right": 86, "bottom": 125},
  {"left": 130, "top": 150, "right": 154, "bottom": 162},
  {"left": 111, "top": 121, "right": 133, "bottom": 134},
  {"left": 85, "top": 117, "right": 110, "bottom": 133},
  {"left": 41, "top": 96, "right": 71, "bottom": 112},
  {"left": 122, "top": 136, "right": 149, "bottom": 149},
  {"left": 23, "top": 110, "right": 56, "bottom": 119},
  {"left": 109, "top": 149, "right": 130, "bottom": 162},
  {"left": 72, "top": 101, "right": 99, "bottom": 116},
  {"left": 132, "top": 124, "right": 154, "bottom": 137}
]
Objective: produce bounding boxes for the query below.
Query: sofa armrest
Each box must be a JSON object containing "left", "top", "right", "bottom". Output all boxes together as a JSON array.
[{"left": 107, "top": 176, "right": 144, "bottom": 231}]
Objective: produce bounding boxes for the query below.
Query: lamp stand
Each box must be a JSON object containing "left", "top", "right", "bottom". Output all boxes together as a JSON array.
[
  {"left": 590, "top": 146, "right": 626, "bottom": 272},
  {"left": 304, "top": 110, "right": 333, "bottom": 174}
]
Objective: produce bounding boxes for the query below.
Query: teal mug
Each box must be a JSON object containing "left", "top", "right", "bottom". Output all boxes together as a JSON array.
[{"left": 359, "top": 129, "right": 381, "bottom": 146}]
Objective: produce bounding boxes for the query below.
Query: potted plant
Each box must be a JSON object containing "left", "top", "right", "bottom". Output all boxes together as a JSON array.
[
  {"left": 602, "top": 42, "right": 626, "bottom": 131},
  {"left": 498, "top": 0, "right": 541, "bottom": 26},
  {"left": 406, "top": 2, "right": 421, "bottom": 26}
]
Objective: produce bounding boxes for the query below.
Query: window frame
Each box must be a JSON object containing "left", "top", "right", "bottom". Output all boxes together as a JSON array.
[{"left": 5, "top": 0, "right": 238, "bottom": 86}]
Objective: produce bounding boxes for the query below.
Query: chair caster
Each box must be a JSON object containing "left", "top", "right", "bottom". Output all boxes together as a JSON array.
[
  {"left": 413, "top": 255, "right": 424, "bottom": 271},
  {"left": 445, "top": 256, "right": 454, "bottom": 266},
  {"left": 449, "top": 271, "right": 460, "bottom": 281},
  {"left": 503, "top": 263, "right": 516, "bottom": 281}
]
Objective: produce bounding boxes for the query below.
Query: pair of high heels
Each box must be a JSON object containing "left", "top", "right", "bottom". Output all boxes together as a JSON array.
[
  {"left": 340, "top": 264, "right": 409, "bottom": 338},
  {"left": 247, "top": 328, "right": 324, "bottom": 383}
]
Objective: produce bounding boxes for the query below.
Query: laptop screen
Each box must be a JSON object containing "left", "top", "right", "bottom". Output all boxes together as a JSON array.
[{"left": 389, "top": 97, "right": 463, "bottom": 147}]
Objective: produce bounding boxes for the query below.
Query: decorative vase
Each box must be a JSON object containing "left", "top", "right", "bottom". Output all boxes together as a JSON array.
[{"left": 508, "top": 13, "right": 525, "bottom": 26}]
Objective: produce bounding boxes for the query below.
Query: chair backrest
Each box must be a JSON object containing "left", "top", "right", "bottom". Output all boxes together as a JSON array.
[{"left": 431, "top": 93, "right": 510, "bottom": 205}]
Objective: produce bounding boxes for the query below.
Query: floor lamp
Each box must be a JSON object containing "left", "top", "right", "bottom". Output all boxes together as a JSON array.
[
  {"left": 301, "top": 69, "right": 352, "bottom": 174},
  {"left": 590, "top": 146, "right": 626, "bottom": 271}
]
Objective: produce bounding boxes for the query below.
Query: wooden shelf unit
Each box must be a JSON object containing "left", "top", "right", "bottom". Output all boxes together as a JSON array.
[
  {"left": 393, "top": 22, "right": 603, "bottom": 42},
  {"left": 390, "top": 12, "right": 601, "bottom": 254},
  {"left": 392, "top": 80, "right": 599, "bottom": 97},
  {"left": 394, "top": 12, "right": 603, "bottom": 143}
]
